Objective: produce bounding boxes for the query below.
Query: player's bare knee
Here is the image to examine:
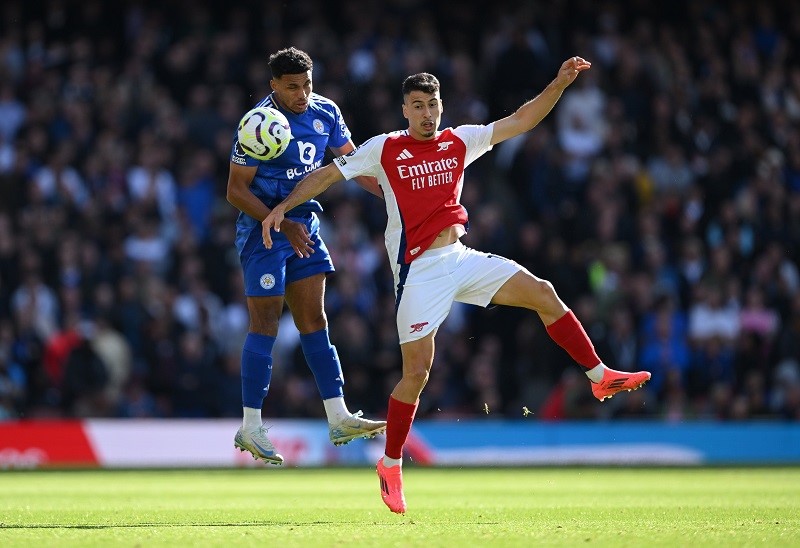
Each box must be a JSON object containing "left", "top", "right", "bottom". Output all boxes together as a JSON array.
[
  {"left": 537, "top": 278, "right": 557, "bottom": 298},
  {"left": 249, "top": 321, "right": 278, "bottom": 336},
  {"left": 295, "top": 312, "right": 327, "bottom": 334},
  {"left": 524, "top": 277, "right": 556, "bottom": 307},
  {"left": 403, "top": 367, "right": 429, "bottom": 390},
  {"left": 248, "top": 310, "right": 280, "bottom": 335}
]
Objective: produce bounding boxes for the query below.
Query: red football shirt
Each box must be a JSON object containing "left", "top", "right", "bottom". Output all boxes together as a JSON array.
[{"left": 333, "top": 125, "right": 493, "bottom": 264}]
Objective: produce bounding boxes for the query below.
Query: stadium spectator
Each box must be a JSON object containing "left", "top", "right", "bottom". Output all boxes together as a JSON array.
[
  {"left": 639, "top": 299, "right": 691, "bottom": 396},
  {"left": 60, "top": 321, "right": 110, "bottom": 417},
  {"left": 0, "top": 320, "right": 26, "bottom": 419},
  {"left": 0, "top": 84, "right": 26, "bottom": 143}
]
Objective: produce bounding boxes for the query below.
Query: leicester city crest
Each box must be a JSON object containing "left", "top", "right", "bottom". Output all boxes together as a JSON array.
[{"left": 259, "top": 273, "right": 276, "bottom": 290}]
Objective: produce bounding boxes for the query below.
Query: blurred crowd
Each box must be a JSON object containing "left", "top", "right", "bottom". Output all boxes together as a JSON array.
[{"left": 1, "top": 0, "right": 799, "bottom": 422}]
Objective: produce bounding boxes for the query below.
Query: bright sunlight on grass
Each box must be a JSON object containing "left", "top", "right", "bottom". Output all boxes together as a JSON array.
[{"left": 1, "top": 468, "right": 798, "bottom": 547}]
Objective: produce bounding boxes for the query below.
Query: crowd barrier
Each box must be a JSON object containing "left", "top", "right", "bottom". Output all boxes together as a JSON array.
[{"left": 0, "top": 419, "right": 798, "bottom": 469}]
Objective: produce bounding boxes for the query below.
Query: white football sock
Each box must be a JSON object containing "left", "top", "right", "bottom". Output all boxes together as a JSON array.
[
  {"left": 323, "top": 396, "right": 350, "bottom": 423},
  {"left": 382, "top": 456, "right": 402, "bottom": 468},
  {"left": 243, "top": 407, "right": 262, "bottom": 431},
  {"left": 586, "top": 363, "right": 607, "bottom": 383}
]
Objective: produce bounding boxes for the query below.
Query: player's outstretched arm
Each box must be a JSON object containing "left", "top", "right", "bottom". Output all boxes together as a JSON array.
[
  {"left": 331, "top": 142, "right": 383, "bottom": 199},
  {"left": 490, "top": 56, "right": 591, "bottom": 145},
  {"left": 262, "top": 163, "right": 345, "bottom": 249}
]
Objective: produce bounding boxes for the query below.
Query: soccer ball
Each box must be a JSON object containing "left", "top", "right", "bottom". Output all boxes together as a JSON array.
[{"left": 236, "top": 106, "right": 293, "bottom": 161}]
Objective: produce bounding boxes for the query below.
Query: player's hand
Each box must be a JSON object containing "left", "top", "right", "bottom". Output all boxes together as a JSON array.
[
  {"left": 262, "top": 206, "right": 285, "bottom": 249},
  {"left": 262, "top": 209, "right": 315, "bottom": 257},
  {"left": 555, "top": 56, "right": 591, "bottom": 89},
  {"left": 280, "top": 218, "right": 315, "bottom": 258}
]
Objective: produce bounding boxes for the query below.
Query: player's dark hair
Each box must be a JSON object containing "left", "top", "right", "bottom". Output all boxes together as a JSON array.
[
  {"left": 268, "top": 47, "right": 313, "bottom": 78},
  {"left": 402, "top": 73, "right": 440, "bottom": 96}
]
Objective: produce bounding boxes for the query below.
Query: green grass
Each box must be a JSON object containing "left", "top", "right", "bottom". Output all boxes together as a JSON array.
[{"left": 0, "top": 468, "right": 798, "bottom": 547}]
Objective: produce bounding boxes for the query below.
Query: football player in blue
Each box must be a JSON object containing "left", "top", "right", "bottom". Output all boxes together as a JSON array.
[{"left": 227, "top": 47, "right": 385, "bottom": 465}]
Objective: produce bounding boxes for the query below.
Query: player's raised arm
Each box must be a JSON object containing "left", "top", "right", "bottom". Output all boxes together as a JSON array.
[
  {"left": 262, "top": 162, "right": 345, "bottom": 249},
  {"left": 490, "top": 56, "right": 591, "bottom": 146}
]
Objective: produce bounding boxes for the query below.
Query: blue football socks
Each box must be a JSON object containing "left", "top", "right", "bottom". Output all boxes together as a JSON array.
[
  {"left": 241, "top": 332, "right": 276, "bottom": 409},
  {"left": 300, "top": 328, "right": 344, "bottom": 400}
]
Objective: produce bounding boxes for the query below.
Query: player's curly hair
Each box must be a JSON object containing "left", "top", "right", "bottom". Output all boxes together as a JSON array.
[
  {"left": 268, "top": 47, "right": 313, "bottom": 78},
  {"left": 402, "top": 73, "right": 440, "bottom": 96}
]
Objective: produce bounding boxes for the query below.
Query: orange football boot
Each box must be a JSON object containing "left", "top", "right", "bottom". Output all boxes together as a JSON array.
[
  {"left": 376, "top": 458, "right": 407, "bottom": 514},
  {"left": 591, "top": 367, "right": 651, "bottom": 401}
]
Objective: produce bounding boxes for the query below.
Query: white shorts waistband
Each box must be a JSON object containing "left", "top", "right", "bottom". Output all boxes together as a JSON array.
[{"left": 417, "top": 239, "right": 464, "bottom": 259}]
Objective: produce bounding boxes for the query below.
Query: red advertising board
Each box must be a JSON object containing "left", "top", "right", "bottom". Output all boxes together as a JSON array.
[{"left": 0, "top": 421, "right": 99, "bottom": 468}]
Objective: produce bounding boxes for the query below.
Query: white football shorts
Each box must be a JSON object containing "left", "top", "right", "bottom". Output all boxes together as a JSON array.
[{"left": 394, "top": 240, "right": 522, "bottom": 344}]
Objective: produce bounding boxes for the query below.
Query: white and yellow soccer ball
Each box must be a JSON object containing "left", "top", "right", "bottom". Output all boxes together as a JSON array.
[{"left": 236, "top": 106, "right": 293, "bottom": 161}]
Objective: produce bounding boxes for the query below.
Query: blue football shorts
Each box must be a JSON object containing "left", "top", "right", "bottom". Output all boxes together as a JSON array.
[{"left": 239, "top": 214, "right": 334, "bottom": 297}]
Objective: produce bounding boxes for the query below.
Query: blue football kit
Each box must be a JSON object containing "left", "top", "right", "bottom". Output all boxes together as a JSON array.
[{"left": 230, "top": 92, "right": 352, "bottom": 297}]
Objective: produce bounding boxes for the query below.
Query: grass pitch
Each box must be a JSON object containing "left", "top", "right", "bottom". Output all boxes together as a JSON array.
[{"left": 0, "top": 467, "right": 798, "bottom": 547}]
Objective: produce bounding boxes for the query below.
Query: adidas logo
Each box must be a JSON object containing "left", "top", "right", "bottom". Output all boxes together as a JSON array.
[
  {"left": 606, "top": 378, "right": 628, "bottom": 389},
  {"left": 396, "top": 149, "right": 414, "bottom": 160}
]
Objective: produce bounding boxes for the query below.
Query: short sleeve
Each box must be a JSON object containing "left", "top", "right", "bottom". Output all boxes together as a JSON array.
[
  {"left": 328, "top": 102, "right": 352, "bottom": 149},
  {"left": 452, "top": 124, "right": 494, "bottom": 167},
  {"left": 332, "top": 135, "right": 386, "bottom": 179},
  {"left": 230, "top": 137, "right": 260, "bottom": 167}
]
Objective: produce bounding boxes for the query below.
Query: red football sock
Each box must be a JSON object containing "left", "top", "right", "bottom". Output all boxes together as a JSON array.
[
  {"left": 384, "top": 396, "right": 418, "bottom": 460},
  {"left": 545, "top": 310, "right": 602, "bottom": 370}
]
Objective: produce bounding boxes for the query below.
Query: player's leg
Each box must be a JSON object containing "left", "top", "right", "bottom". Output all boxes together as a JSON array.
[
  {"left": 383, "top": 247, "right": 458, "bottom": 467},
  {"left": 234, "top": 294, "right": 285, "bottom": 464},
  {"left": 377, "top": 246, "right": 456, "bottom": 514},
  {"left": 385, "top": 334, "right": 433, "bottom": 463},
  {"left": 490, "top": 268, "right": 651, "bottom": 400},
  {"left": 377, "top": 332, "right": 435, "bottom": 515},
  {"left": 284, "top": 229, "right": 386, "bottom": 446},
  {"left": 233, "top": 227, "right": 294, "bottom": 465}
]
